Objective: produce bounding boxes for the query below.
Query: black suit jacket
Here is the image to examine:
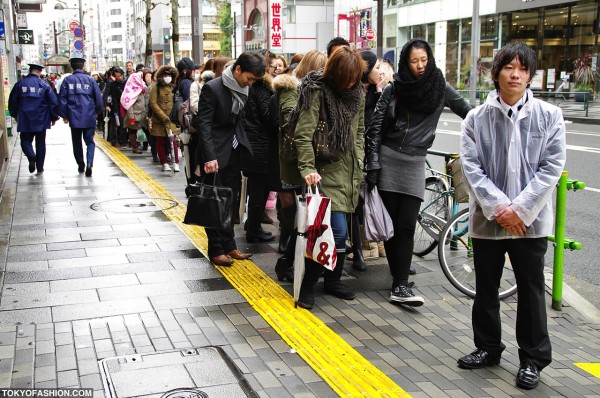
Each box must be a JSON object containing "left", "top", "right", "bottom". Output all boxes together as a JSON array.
[{"left": 193, "top": 77, "right": 252, "bottom": 169}]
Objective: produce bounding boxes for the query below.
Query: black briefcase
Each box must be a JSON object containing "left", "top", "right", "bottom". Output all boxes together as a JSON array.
[{"left": 183, "top": 172, "right": 233, "bottom": 229}]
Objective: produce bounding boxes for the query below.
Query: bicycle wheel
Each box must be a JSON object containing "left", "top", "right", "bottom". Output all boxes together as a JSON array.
[
  {"left": 438, "top": 208, "right": 518, "bottom": 299},
  {"left": 413, "top": 176, "right": 450, "bottom": 257}
]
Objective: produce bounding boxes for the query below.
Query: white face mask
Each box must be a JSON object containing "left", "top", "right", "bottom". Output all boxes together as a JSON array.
[{"left": 163, "top": 76, "right": 172, "bottom": 84}]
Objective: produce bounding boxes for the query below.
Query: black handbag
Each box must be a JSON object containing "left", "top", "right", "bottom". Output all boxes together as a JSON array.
[{"left": 183, "top": 172, "right": 233, "bottom": 229}]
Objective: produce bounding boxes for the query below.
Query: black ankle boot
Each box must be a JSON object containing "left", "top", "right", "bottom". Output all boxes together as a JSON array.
[
  {"left": 323, "top": 255, "right": 355, "bottom": 300},
  {"left": 349, "top": 213, "right": 366, "bottom": 271},
  {"left": 278, "top": 228, "right": 290, "bottom": 254},
  {"left": 275, "top": 256, "right": 294, "bottom": 282},
  {"left": 296, "top": 259, "right": 322, "bottom": 309}
]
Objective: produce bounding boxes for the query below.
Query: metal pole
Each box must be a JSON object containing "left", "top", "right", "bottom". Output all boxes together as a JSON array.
[
  {"left": 191, "top": 0, "right": 204, "bottom": 64},
  {"left": 233, "top": 11, "right": 237, "bottom": 59},
  {"left": 54, "top": 21, "right": 59, "bottom": 54},
  {"left": 376, "top": 0, "right": 383, "bottom": 58},
  {"left": 552, "top": 171, "right": 568, "bottom": 310},
  {"left": 78, "top": 0, "right": 84, "bottom": 56},
  {"left": 469, "top": 0, "right": 480, "bottom": 106}
]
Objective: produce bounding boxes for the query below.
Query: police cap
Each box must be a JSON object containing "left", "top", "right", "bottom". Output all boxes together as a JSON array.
[
  {"left": 28, "top": 63, "right": 44, "bottom": 71},
  {"left": 69, "top": 57, "right": 86, "bottom": 68}
]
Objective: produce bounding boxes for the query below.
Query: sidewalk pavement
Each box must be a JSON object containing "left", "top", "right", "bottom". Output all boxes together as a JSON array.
[{"left": 0, "top": 124, "right": 598, "bottom": 397}]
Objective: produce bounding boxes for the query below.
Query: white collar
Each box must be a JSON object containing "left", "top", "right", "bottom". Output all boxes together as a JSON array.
[{"left": 497, "top": 92, "right": 528, "bottom": 118}]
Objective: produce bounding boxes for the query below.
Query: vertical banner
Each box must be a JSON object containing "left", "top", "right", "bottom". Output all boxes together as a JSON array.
[{"left": 269, "top": 0, "right": 283, "bottom": 51}]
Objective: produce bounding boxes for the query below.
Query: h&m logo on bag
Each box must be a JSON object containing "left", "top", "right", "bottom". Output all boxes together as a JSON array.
[{"left": 304, "top": 196, "right": 337, "bottom": 267}]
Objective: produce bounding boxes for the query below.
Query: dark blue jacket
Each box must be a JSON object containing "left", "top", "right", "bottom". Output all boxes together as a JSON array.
[
  {"left": 58, "top": 70, "right": 104, "bottom": 128},
  {"left": 8, "top": 73, "right": 59, "bottom": 132}
]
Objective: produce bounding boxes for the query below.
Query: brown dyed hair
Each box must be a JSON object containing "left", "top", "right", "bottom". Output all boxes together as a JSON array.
[
  {"left": 294, "top": 49, "right": 326, "bottom": 79},
  {"left": 323, "top": 46, "right": 366, "bottom": 93},
  {"left": 212, "top": 56, "right": 233, "bottom": 77},
  {"left": 290, "top": 53, "right": 304, "bottom": 65}
]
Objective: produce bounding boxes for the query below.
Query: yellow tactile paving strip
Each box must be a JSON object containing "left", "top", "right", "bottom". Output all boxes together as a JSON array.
[
  {"left": 96, "top": 135, "right": 409, "bottom": 397},
  {"left": 574, "top": 363, "right": 600, "bottom": 378}
]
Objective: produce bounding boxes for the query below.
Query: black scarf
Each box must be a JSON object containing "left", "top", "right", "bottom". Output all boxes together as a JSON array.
[
  {"left": 297, "top": 70, "right": 362, "bottom": 154},
  {"left": 393, "top": 39, "right": 446, "bottom": 114}
]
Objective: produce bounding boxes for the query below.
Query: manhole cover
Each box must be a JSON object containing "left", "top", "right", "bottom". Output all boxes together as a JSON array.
[
  {"left": 90, "top": 197, "right": 178, "bottom": 213},
  {"left": 161, "top": 388, "right": 208, "bottom": 398},
  {"left": 99, "top": 347, "right": 257, "bottom": 398}
]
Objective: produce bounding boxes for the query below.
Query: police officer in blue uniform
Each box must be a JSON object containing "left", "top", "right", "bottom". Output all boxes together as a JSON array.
[
  {"left": 58, "top": 57, "right": 104, "bottom": 177},
  {"left": 8, "top": 63, "right": 59, "bottom": 173}
]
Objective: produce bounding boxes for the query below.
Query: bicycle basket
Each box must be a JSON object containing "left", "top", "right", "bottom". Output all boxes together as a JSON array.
[{"left": 448, "top": 157, "right": 469, "bottom": 203}]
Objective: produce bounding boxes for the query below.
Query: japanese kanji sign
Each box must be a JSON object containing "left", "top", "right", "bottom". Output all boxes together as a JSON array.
[{"left": 269, "top": 0, "right": 284, "bottom": 51}]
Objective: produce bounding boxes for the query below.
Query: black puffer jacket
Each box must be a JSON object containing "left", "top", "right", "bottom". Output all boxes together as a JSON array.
[{"left": 241, "top": 74, "right": 275, "bottom": 174}]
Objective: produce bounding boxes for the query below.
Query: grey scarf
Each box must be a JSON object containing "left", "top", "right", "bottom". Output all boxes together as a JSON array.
[{"left": 222, "top": 65, "right": 248, "bottom": 115}]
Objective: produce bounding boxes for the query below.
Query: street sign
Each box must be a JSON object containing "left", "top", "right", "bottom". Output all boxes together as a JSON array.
[
  {"left": 16, "top": 13, "right": 27, "bottom": 29},
  {"left": 17, "top": 29, "right": 34, "bottom": 44},
  {"left": 73, "top": 27, "right": 84, "bottom": 37},
  {"left": 0, "top": 22, "right": 4, "bottom": 39},
  {"left": 42, "top": 52, "right": 49, "bottom": 59},
  {"left": 72, "top": 49, "right": 84, "bottom": 58},
  {"left": 73, "top": 39, "right": 84, "bottom": 51},
  {"left": 365, "top": 28, "right": 375, "bottom": 41},
  {"left": 68, "top": 20, "right": 79, "bottom": 31}
]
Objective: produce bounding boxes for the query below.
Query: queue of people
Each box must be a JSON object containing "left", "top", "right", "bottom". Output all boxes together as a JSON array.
[{"left": 10, "top": 39, "right": 565, "bottom": 391}]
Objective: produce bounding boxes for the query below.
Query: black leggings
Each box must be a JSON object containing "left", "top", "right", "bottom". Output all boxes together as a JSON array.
[{"left": 379, "top": 190, "right": 421, "bottom": 285}]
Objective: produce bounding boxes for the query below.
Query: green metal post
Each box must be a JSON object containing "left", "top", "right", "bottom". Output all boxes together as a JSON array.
[{"left": 552, "top": 171, "right": 568, "bottom": 310}]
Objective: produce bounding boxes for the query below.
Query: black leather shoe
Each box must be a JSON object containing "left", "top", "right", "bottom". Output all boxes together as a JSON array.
[
  {"left": 85, "top": 167, "right": 92, "bottom": 177},
  {"left": 324, "top": 281, "right": 356, "bottom": 300},
  {"left": 246, "top": 230, "right": 275, "bottom": 243},
  {"left": 457, "top": 349, "right": 500, "bottom": 369},
  {"left": 28, "top": 159, "right": 36, "bottom": 173},
  {"left": 78, "top": 163, "right": 85, "bottom": 173},
  {"left": 516, "top": 361, "right": 539, "bottom": 390}
]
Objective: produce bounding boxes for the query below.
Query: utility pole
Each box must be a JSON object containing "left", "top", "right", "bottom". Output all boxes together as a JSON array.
[
  {"left": 469, "top": 0, "right": 481, "bottom": 106},
  {"left": 54, "top": 21, "right": 59, "bottom": 54},
  {"left": 376, "top": 0, "right": 383, "bottom": 58},
  {"left": 191, "top": 0, "right": 203, "bottom": 64}
]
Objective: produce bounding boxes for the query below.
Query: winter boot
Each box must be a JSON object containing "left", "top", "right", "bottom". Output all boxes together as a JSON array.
[
  {"left": 323, "top": 255, "right": 355, "bottom": 300},
  {"left": 349, "top": 213, "right": 366, "bottom": 271},
  {"left": 296, "top": 259, "right": 322, "bottom": 309},
  {"left": 278, "top": 206, "right": 296, "bottom": 254},
  {"left": 275, "top": 256, "right": 294, "bottom": 282}
]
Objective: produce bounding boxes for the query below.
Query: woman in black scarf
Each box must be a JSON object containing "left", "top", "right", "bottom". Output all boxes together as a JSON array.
[{"left": 364, "top": 38, "right": 471, "bottom": 307}]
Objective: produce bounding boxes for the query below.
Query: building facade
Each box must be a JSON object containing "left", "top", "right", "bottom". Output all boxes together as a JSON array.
[{"left": 377, "top": 0, "right": 599, "bottom": 91}]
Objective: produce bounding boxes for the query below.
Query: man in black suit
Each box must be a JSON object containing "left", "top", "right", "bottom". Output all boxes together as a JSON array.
[{"left": 194, "top": 51, "right": 266, "bottom": 266}]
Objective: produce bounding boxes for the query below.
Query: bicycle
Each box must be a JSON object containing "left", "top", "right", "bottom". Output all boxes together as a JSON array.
[{"left": 414, "top": 150, "right": 518, "bottom": 299}]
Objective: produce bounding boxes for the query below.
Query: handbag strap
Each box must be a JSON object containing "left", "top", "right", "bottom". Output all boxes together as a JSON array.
[
  {"left": 318, "top": 91, "right": 327, "bottom": 124},
  {"left": 199, "top": 171, "right": 223, "bottom": 187}
]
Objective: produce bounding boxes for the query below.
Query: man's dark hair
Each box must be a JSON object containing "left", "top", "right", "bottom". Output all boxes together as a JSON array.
[
  {"left": 327, "top": 37, "right": 350, "bottom": 57},
  {"left": 491, "top": 41, "right": 537, "bottom": 90},
  {"left": 233, "top": 51, "right": 266, "bottom": 77}
]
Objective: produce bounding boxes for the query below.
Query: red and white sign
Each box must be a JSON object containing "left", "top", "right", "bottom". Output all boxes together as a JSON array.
[
  {"left": 365, "top": 28, "right": 375, "bottom": 41},
  {"left": 269, "top": 0, "right": 283, "bottom": 51},
  {"left": 68, "top": 20, "right": 80, "bottom": 31}
]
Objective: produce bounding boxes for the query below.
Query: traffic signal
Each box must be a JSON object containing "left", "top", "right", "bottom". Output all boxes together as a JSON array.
[{"left": 164, "top": 34, "right": 170, "bottom": 41}]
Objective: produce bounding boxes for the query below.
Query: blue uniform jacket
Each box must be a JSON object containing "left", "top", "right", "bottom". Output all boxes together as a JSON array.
[
  {"left": 58, "top": 70, "right": 104, "bottom": 128},
  {"left": 8, "top": 74, "right": 59, "bottom": 132}
]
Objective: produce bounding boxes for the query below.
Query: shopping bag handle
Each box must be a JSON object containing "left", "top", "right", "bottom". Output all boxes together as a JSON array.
[{"left": 300, "top": 183, "right": 321, "bottom": 200}]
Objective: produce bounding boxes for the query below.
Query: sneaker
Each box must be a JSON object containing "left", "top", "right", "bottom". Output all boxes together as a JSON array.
[
  {"left": 173, "top": 163, "right": 180, "bottom": 172},
  {"left": 390, "top": 282, "right": 424, "bottom": 306},
  {"left": 162, "top": 163, "right": 172, "bottom": 172}
]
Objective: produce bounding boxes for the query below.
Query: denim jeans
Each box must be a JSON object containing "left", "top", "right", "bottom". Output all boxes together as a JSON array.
[{"left": 330, "top": 211, "right": 348, "bottom": 253}]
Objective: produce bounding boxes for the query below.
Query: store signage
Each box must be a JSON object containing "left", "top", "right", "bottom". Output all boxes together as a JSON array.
[{"left": 269, "top": 0, "right": 283, "bottom": 51}]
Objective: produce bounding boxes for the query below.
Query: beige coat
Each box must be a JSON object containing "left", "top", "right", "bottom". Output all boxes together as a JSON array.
[{"left": 149, "top": 65, "right": 180, "bottom": 137}]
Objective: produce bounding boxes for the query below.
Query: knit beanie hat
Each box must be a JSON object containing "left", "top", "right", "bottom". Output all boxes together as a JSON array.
[{"left": 360, "top": 51, "right": 377, "bottom": 83}]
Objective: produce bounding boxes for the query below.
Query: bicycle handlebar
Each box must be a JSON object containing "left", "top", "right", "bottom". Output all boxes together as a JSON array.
[{"left": 427, "top": 149, "right": 459, "bottom": 161}]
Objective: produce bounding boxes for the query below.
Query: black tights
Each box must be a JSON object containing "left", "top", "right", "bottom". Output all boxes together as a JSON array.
[{"left": 379, "top": 190, "right": 421, "bottom": 285}]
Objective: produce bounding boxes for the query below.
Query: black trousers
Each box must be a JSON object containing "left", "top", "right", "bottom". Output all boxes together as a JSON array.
[
  {"left": 472, "top": 237, "right": 552, "bottom": 370},
  {"left": 204, "top": 149, "right": 242, "bottom": 258},
  {"left": 245, "top": 172, "right": 269, "bottom": 233},
  {"left": 379, "top": 190, "right": 421, "bottom": 284}
]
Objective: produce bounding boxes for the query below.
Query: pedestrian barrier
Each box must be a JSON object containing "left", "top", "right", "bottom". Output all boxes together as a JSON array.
[{"left": 550, "top": 172, "right": 585, "bottom": 310}]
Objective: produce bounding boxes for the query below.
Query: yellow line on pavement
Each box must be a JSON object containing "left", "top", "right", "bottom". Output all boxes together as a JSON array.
[
  {"left": 574, "top": 363, "right": 600, "bottom": 378},
  {"left": 96, "top": 135, "right": 410, "bottom": 397}
]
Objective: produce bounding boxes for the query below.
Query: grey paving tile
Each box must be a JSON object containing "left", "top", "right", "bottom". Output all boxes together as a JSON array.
[
  {"left": 5, "top": 260, "right": 49, "bottom": 272},
  {"left": 150, "top": 290, "right": 245, "bottom": 310},
  {"left": 57, "top": 369, "right": 79, "bottom": 387},
  {"left": 51, "top": 298, "right": 153, "bottom": 322},
  {"left": 97, "top": 281, "right": 190, "bottom": 301},
  {"left": 2, "top": 282, "right": 50, "bottom": 296},
  {"left": 48, "top": 254, "right": 130, "bottom": 270},
  {"left": 51, "top": 274, "right": 139, "bottom": 292},
  {"left": 0, "top": 290, "right": 99, "bottom": 311},
  {"left": 7, "top": 249, "right": 86, "bottom": 262},
  {"left": 4, "top": 267, "right": 93, "bottom": 283},
  {"left": 90, "top": 261, "right": 175, "bottom": 277},
  {"left": 47, "top": 239, "right": 120, "bottom": 251},
  {"left": 136, "top": 268, "right": 221, "bottom": 284},
  {"left": 0, "top": 308, "right": 52, "bottom": 324}
]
